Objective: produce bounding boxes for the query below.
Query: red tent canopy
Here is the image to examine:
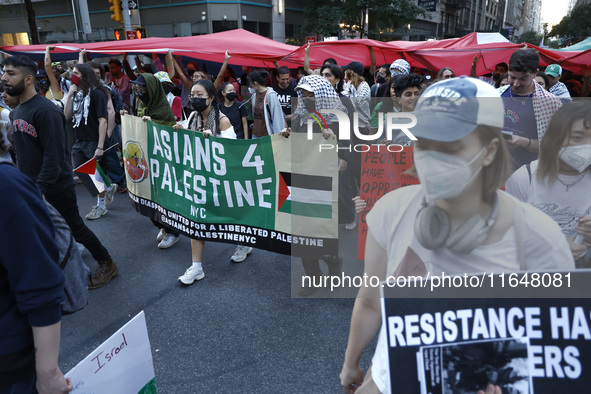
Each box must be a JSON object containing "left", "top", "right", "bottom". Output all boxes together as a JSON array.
[
  {"left": 559, "top": 49, "right": 591, "bottom": 76},
  {"left": 0, "top": 30, "right": 298, "bottom": 67},
  {"left": 1, "top": 30, "right": 587, "bottom": 75},
  {"left": 278, "top": 39, "right": 416, "bottom": 69},
  {"left": 404, "top": 43, "right": 525, "bottom": 76}
]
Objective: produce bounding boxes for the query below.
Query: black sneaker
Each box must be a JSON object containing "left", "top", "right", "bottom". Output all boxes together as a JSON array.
[{"left": 117, "top": 182, "right": 128, "bottom": 194}]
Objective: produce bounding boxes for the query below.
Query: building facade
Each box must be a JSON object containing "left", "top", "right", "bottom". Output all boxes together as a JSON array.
[
  {"left": 0, "top": 0, "right": 307, "bottom": 46},
  {"left": 409, "top": 0, "right": 506, "bottom": 40}
]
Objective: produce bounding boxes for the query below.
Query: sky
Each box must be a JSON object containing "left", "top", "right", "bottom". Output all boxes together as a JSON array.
[{"left": 541, "top": 0, "right": 571, "bottom": 28}]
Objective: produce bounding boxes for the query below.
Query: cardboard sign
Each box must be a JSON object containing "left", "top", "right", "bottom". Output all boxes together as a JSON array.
[
  {"left": 65, "top": 311, "right": 156, "bottom": 394},
  {"left": 357, "top": 146, "right": 418, "bottom": 259}
]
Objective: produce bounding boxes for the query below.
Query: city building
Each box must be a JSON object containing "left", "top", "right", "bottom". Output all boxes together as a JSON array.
[
  {"left": 0, "top": 0, "right": 307, "bottom": 46},
  {"left": 408, "top": 0, "right": 506, "bottom": 40}
]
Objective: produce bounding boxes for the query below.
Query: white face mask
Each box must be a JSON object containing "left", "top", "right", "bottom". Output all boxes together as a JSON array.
[
  {"left": 414, "top": 147, "right": 486, "bottom": 203},
  {"left": 559, "top": 144, "right": 591, "bottom": 173},
  {"left": 248, "top": 86, "right": 255, "bottom": 95}
]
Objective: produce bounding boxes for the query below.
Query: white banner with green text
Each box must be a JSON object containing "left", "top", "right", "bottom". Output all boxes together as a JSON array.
[{"left": 122, "top": 115, "right": 338, "bottom": 256}]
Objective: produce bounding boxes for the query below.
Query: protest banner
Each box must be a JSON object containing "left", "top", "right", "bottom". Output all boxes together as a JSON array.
[
  {"left": 357, "top": 146, "right": 419, "bottom": 259},
  {"left": 121, "top": 115, "right": 339, "bottom": 256},
  {"left": 65, "top": 311, "right": 156, "bottom": 394},
  {"left": 380, "top": 273, "right": 591, "bottom": 393}
]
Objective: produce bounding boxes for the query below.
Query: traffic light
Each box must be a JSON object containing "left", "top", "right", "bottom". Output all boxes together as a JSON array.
[
  {"left": 114, "top": 28, "right": 124, "bottom": 40},
  {"left": 135, "top": 28, "right": 147, "bottom": 39},
  {"left": 109, "top": 0, "right": 123, "bottom": 23}
]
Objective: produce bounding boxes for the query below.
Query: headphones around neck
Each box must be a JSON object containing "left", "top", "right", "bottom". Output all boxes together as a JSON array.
[{"left": 413, "top": 193, "right": 498, "bottom": 254}]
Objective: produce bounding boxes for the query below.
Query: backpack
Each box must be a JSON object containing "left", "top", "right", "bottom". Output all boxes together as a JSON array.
[
  {"left": 44, "top": 201, "right": 90, "bottom": 314},
  {"left": 107, "top": 85, "right": 124, "bottom": 125}
]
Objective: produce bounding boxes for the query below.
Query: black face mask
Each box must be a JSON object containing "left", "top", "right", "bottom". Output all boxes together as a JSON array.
[
  {"left": 225, "top": 92, "right": 237, "bottom": 102},
  {"left": 137, "top": 92, "right": 149, "bottom": 104},
  {"left": 38, "top": 79, "right": 50, "bottom": 92},
  {"left": 191, "top": 97, "right": 209, "bottom": 113},
  {"left": 163, "top": 84, "right": 172, "bottom": 95},
  {"left": 376, "top": 74, "right": 386, "bottom": 84}
]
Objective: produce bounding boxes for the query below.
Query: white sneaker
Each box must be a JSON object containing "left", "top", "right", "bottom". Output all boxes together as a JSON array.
[
  {"left": 230, "top": 245, "right": 253, "bottom": 263},
  {"left": 345, "top": 218, "right": 357, "bottom": 231},
  {"left": 158, "top": 234, "right": 179, "bottom": 249},
  {"left": 105, "top": 184, "right": 117, "bottom": 207},
  {"left": 157, "top": 228, "right": 167, "bottom": 242},
  {"left": 85, "top": 205, "right": 107, "bottom": 220},
  {"left": 178, "top": 266, "right": 205, "bottom": 285}
]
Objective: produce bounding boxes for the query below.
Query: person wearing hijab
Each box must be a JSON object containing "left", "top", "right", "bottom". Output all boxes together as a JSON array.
[
  {"left": 131, "top": 73, "right": 176, "bottom": 127},
  {"left": 125, "top": 73, "right": 179, "bottom": 249},
  {"left": 281, "top": 75, "right": 349, "bottom": 296}
]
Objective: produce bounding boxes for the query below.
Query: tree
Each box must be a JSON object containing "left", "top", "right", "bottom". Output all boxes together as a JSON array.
[
  {"left": 517, "top": 31, "right": 542, "bottom": 45},
  {"left": 549, "top": 3, "right": 591, "bottom": 45},
  {"left": 302, "top": 0, "right": 344, "bottom": 38},
  {"left": 303, "top": 0, "right": 427, "bottom": 39}
]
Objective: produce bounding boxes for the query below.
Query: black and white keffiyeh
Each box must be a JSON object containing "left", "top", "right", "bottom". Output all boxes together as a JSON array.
[{"left": 294, "top": 75, "right": 347, "bottom": 127}]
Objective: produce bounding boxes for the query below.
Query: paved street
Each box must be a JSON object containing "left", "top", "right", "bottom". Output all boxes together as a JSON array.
[{"left": 60, "top": 183, "right": 374, "bottom": 393}]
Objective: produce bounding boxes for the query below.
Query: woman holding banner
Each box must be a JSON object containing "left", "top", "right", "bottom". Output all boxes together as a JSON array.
[
  {"left": 124, "top": 73, "right": 181, "bottom": 250},
  {"left": 340, "top": 77, "right": 574, "bottom": 394},
  {"left": 506, "top": 101, "right": 591, "bottom": 267},
  {"left": 174, "top": 79, "right": 243, "bottom": 284}
]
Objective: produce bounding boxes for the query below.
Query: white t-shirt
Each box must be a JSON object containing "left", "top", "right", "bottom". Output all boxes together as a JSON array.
[
  {"left": 506, "top": 161, "right": 591, "bottom": 238},
  {"left": 365, "top": 184, "right": 574, "bottom": 394}
]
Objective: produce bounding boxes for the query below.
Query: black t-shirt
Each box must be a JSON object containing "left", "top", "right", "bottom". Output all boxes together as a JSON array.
[
  {"left": 10, "top": 94, "right": 73, "bottom": 195},
  {"left": 272, "top": 84, "right": 296, "bottom": 116},
  {"left": 219, "top": 101, "right": 248, "bottom": 139},
  {"left": 74, "top": 88, "right": 108, "bottom": 142},
  {"left": 501, "top": 88, "right": 537, "bottom": 171}
]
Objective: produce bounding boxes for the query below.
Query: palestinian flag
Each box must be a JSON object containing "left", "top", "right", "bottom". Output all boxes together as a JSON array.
[
  {"left": 277, "top": 172, "right": 332, "bottom": 219},
  {"left": 74, "top": 158, "right": 111, "bottom": 197}
]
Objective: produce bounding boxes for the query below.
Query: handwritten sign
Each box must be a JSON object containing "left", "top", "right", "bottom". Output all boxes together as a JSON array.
[
  {"left": 65, "top": 311, "right": 156, "bottom": 394},
  {"left": 357, "top": 146, "right": 418, "bottom": 259}
]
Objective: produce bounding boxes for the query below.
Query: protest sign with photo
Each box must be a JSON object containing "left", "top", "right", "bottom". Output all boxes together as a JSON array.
[
  {"left": 121, "top": 115, "right": 339, "bottom": 256},
  {"left": 357, "top": 146, "right": 419, "bottom": 259},
  {"left": 65, "top": 311, "right": 156, "bottom": 394},
  {"left": 381, "top": 277, "right": 591, "bottom": 393}
]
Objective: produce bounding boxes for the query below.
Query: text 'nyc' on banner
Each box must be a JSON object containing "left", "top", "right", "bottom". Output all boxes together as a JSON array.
[{"left": 121, "top": 116, "right": 338, "bottom": 256}]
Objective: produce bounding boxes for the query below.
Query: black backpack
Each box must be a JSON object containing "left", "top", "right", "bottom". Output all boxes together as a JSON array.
[
  {"left": 106, "top": 85, "right": 124, "bottom": 125},
  {"left": 44, "top": 201, "right": 90, "bottom": 314}
]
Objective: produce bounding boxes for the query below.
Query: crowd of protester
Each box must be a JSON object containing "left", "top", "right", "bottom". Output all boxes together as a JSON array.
[{"left": 1, "top": 44, "right": 590, "bottom": 393}]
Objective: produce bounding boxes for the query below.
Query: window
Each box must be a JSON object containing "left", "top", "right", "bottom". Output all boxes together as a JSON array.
[{"left": 212, "top": 20, "right": 238, "bottom": 33}]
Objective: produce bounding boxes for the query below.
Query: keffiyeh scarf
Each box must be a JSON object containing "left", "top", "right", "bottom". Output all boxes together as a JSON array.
[{"left": 294, "top": 75, "right": 348, "bottom": 127}]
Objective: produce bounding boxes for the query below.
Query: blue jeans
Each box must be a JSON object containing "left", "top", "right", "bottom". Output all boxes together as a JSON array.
[
  {"left": 0, "top": 375, "right": 36, "bottom": 394},
  {"left": 100, "top": 135, "right": 125, "bottom": 185}
]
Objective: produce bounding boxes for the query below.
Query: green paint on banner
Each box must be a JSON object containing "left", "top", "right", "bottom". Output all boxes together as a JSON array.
[
  {"left": 138, "top": 378, "right": 157, "bottom": 394},
  {"left": 279, "top": 200, "right": 332, "bottom": 219},
  {"left": 146, "top": 121, "right": 277, "bottom": 229}
]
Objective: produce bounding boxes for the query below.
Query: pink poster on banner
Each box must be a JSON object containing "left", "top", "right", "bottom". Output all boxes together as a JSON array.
[{"left": 357, "top": 146, "right": 419, "bottom": 260}]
